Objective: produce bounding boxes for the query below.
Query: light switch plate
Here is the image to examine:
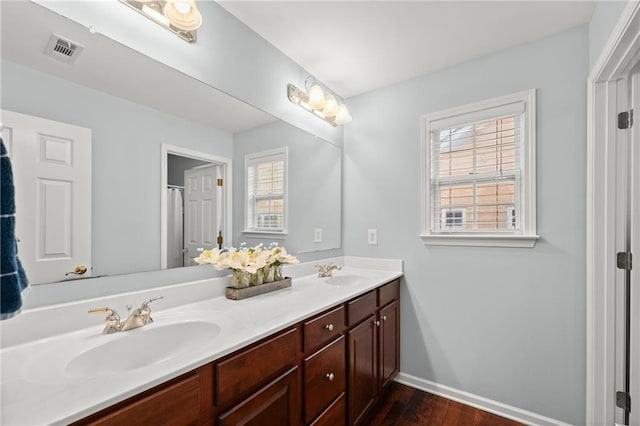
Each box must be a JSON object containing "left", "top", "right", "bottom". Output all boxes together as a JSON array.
[
  {"left": 314, "top": 228, "right": 322, "bottom": 243},
  {"left": 367, "top": 229, "right": 378, "bottom": 245}
]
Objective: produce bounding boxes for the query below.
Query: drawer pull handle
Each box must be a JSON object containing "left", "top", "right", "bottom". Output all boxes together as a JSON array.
[
  {"left": 374, "top": 320, "right": 381, "bottom": 327},
  {"left": 325, "top": 324, "right": 334, "bottom": 331},
  {"left": 382, "top": 315, "right": 387, "bottom": 321},
  {"left": 326, "top": 372, "right": 335, "bottom": 381}
]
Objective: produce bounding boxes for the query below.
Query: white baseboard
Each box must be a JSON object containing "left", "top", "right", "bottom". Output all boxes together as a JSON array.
[{"left": 394, "top": 372, "right": 572, "bottom": 426}]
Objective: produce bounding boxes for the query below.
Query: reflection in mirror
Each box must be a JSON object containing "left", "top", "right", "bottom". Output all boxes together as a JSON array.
[{"left": 0, "top": 1, "right": 342, "bottom": 287}]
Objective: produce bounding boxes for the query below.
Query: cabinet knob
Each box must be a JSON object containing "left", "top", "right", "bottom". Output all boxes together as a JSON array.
[
  {"left": 325, "top": 323, "right": 334, "bottom": 332},
  {"left": 326, "top": 372, "right": 335, "bottom": 381},
  {"left": 382, "top": 315, "right": 387, "bottom": 321},
  {"left": 373, "top": 320, "right": 381, "bottom": 327}
]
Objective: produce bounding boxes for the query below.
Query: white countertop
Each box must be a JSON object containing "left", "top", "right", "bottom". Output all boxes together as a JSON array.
[{"left": 0, "top": 257, "right": 402, "bottom": 425}]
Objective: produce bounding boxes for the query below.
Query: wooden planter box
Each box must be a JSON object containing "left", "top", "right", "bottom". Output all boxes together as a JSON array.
[{"left": 225, "top": 277, "right": 292, "bottom": 300}]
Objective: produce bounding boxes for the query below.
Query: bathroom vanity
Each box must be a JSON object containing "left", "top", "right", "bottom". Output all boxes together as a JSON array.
[
  {"left": 0, "top": 258, "right": 402, "bottom": 425},
  {"left": 74, "top": 279, "right": 399, "bottom": 425}
]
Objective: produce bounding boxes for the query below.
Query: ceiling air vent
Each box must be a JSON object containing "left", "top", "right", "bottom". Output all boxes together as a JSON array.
[{"left": 43, "top": 34, "right": 84, "bottom": 64}]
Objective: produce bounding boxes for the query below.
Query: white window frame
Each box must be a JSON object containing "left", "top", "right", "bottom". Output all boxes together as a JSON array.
[
  {"left": 441, "top": 208, "right": 467, "bottom": 230},
  {"left": 420, "top": 89, "right": 539, "bottom": 248},
  {"left": 243, "top": 147, "right": 288, "bottom": 238}
]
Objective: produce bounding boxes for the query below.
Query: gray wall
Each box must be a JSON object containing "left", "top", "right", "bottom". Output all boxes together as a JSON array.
[
  {"left": 342, "top": 26, "right": 588, "bottom": 424},
  {"left": 589, "top": 1, "right": 628, "bottom": 70},
  {"left": 233, "top": 120, "right": 342, "bottom": 255},
  {"left": 34, "top": 0, "right": 343, "bottom": 147},
  {"left": 168, "top": 155, "right": 210, "bottom": 187},
  {"left": 1, "top": 60, "right": 233, "bottom": 276}
]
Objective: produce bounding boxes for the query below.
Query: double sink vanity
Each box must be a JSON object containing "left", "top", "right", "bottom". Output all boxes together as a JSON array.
[{"left": 0, "top": 257, "right": 402, "bottom": 425}]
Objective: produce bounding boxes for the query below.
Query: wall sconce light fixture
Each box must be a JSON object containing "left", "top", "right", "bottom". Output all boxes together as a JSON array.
[
  {"left": 119, "top": 0, "right": 202, "bottom": 43},
  {"left": 288, "top": 79, "right": 352, "bottom": 127}
]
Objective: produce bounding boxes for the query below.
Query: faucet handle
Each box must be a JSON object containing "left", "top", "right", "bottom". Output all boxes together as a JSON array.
[
  {"left": 88, "top": 307, "right": 121, "bottom": 334},
  {"left": 141, "top": 296, "right": 164, "bottom": 310},
  {"left": 88, "top": 307, "right": 120, "bottom": 321}
]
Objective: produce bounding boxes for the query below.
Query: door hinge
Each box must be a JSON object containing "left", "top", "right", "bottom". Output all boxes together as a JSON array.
[
  {"left": 618, "top": 109, "right": 634, "bottom": 129},
  {"left": 617, "top": 252, "right": 633, "bottom": 271},
  {"left": 217, "top": 178, "right": 223, "bottom": 187},
  {"left": 617, "top": 391, "right": 631, "bottom": 412}
]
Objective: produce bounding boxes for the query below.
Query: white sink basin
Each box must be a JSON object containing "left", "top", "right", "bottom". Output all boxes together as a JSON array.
[
  {"left": 322, "top": 275, "right": 364, "bottom": 286},
  {"left": 66, "top": 321, "right": 220, "bottom": 377}
]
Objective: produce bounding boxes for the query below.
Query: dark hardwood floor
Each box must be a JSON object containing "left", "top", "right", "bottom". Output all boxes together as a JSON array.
[{"left": 363, "top": 383, "right": 524, "bottom": 426}]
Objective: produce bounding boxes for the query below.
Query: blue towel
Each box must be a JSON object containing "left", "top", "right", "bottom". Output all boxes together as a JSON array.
[{"left": 1, "top": 138, "right": 29, "bottom": 320}]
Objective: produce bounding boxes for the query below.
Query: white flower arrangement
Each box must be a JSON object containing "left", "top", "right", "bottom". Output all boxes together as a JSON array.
[{"left": 194, "top": 243, "right": 298, "bottom": 288}]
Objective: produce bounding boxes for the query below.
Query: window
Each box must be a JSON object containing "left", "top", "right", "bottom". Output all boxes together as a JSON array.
[
  {"left": 420, "top": 90, "right": 538, "bottom": 247},
  {"left": 441, "top": 208, "right": 466, "bottom": 229},
  {"left": 244, "top": 148, "right": 288, "bottom": 235}
]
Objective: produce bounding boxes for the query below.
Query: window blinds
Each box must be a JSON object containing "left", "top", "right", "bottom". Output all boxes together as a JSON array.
[
  {"left": 247, "top": 152, "right": 285, "bottom": 231},
  {"left": 430, "top": 114, "right": 522, "bottom": 233}
]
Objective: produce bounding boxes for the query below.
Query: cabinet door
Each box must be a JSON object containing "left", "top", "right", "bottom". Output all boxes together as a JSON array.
[
  {"left": 217, "top": 367, "right": 299, "bottom": 426},
  {"left": 348, "top": 314, "right": 377, "bottom": 426},
  {"left": 379, "top": 301, "right": 399, "bottom": 389}
]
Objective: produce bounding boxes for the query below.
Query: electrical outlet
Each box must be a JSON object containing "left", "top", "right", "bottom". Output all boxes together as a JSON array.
[
  {"left": 367, "top": 229, "right": 378, "bottom": 245},
  {"left": 314, "top": 228, "right": 322, "bottom": 243}
]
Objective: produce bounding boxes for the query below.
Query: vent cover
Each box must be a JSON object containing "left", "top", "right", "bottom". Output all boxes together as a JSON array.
[{"left": 44, "top": 34, "right": 84, "bottom": 64}]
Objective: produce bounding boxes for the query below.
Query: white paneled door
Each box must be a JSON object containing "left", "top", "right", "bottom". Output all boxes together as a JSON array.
[
  {"left": 1, "top": 110, "right": 91, "bottom": 284},
  {"left": 183, "top": 164, "right": 222, "bottom": 266},
  {"left": 627, "top": 70, "right": 640, "bottom": 426}
]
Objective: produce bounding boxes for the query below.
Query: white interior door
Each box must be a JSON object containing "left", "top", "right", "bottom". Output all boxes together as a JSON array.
[
  {"left": 628, "top": 70, "right": 640, "bottom": 426},
  {"left": 183, "top": 165, "right": 222, "bottom": 266},
  {"left": 1, "top": 110, "right": 92, "bottom": 284}
]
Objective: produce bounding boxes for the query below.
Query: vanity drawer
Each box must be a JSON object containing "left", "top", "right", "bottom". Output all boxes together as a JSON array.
[
  {"left": 84, "top": 372, "right": 201, "bottom": 425},
  {"left": 347, "top": 290, "right": 377, "bottom": 327},
  {"left": 310, "top": 392, "right": 346, "bottom": 426},
  {"left": 216, "top": 326, "right": 298, "bottom": 407},
  {"left": 304, "top": 305, "right": 345, "bottom": 353},
  {"left": 378, "top": 279, "right": 400, "bottom": 308},
  {"left": 304, "top": 335, "right": 346, "bottom": 424}
]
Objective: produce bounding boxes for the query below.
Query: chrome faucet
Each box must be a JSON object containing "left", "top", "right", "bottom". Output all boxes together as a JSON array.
[
  {"left": 89, "top": 296, "right": 164, "bottom": 334},
  {"left": 315, "top": 263, "right": 342, "bottom": 278}
]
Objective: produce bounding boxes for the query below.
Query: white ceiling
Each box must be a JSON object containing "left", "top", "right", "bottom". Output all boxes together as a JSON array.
[
  {"left": 220, "top": 1, "right": 596, "bottom": 98},
  {"left": 1, "top": 1, "right": 274, "bottom": 133}
]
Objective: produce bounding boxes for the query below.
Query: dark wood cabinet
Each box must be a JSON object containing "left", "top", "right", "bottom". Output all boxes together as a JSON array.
[
  {"left": 74, "top": 365, "right": 212, "bottom": 426},
  {"left": 309, "top": 393, "right": 346, "bottom": 426},
  {"left": 217, "top": 367, "right": 299, "bottom": 426},
  {"left": 347, "top": 279, "right": 401, "bottom": 426},
  {"left": 304, "top": 336, "right": 346, "bottom": 423},
  {"left": 76, "top": 278, "right": 400, "bottom": 426},
  {"left": 215, "top": 327, "right": 298, "bottom": 408},
  {"left": 348, "top": 314, "right": 378, "bottom": 426},
  {"left": 379, "top": 300, "right": 399, "bottom": 389}
]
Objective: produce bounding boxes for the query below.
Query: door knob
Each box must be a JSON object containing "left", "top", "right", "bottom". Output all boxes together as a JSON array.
[{"left": 65, "top": 265, "right": 87, "bottom": 276}]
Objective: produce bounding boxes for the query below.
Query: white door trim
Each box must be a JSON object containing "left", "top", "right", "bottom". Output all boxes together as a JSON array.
[
  {"left": 587, "top": 2, "right": 640, "bottom": 425},
  {"left": 160, "top": 143, "right": 232, "bottom": 270}
]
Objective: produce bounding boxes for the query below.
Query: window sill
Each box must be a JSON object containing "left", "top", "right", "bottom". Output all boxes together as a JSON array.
[
  {"left": 419, "top": 234, "right": 539, "bottom": 248},
  {"left": 242, "top": 230, "right": 288, "bottom": 240}
]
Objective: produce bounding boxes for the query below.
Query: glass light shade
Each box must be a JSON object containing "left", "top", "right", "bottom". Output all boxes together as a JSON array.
[
  {"left": 164, "top": 0, "right": 202, "bottom": 31},
  {"left": 334, "top": 103, "right": 352, "bottom": 125},
  {"left": 323, "top": 94, "right": 338, "bottom": 118},
  {"left": 307, "top": 84, "right": 326, "bottom": 110}
]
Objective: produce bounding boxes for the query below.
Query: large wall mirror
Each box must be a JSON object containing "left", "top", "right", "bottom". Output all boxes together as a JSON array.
[{"left": 0, "top": 1, "right": 341, "bottom": 287}]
